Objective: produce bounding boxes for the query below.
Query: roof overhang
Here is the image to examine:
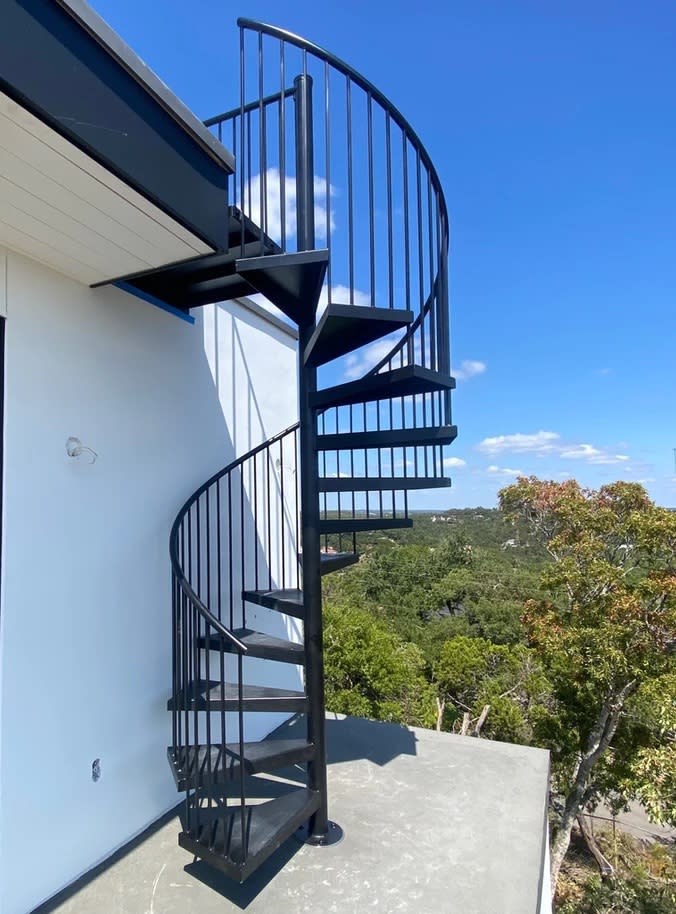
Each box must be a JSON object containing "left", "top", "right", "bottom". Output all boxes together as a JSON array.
[{"left": 0, "top": 0, "right": 236, "bottom": 285}]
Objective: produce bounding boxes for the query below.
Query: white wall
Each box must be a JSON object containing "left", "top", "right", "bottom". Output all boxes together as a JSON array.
[
  {"left": 0, "top": 250, "right": 298, "bottom": 914},
  {"left": 539, "top": 833, "right": 553, "bottom": 914}
]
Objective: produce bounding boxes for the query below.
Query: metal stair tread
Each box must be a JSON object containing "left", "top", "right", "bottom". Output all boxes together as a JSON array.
[
  {"left": 122, "top": 205, "right": 281, "bottom": 309},
  {"left": 168, "top": 738, "right": 314, "bottom": 789},
  {"left": 320, "top": 517, "right": 413, "bottom": 533},
  {"left": 304, "top": 304, "right": 413, "bottom": 367},
  {"left": 319, "top": 475, "right": 451, "bottom": 492},
  {"left": 311, "top": 364, "right": 456, "bottom": 410},
  {"left": 178, "top": 788, "right": 321, "bottom": 881},
  {"left": 236, "top": 249, "right": 329, "bottom": 325},
  {"left": 243, "top": 588, "right": 304, "bottom": 619},
  {"left": 198, "top": 627, "right": 305, "bottom": 664},
  {"left": 316, "top": 424, "right": 458, "bottom": 451},
  {"left": 319, "top": 552, "right": 359, "bottom": 574},
  {"left": 167, "top": 680, "right": 307, "bottom": 712}
]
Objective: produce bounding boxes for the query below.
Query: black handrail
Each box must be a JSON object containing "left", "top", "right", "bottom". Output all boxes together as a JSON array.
[
  {"left": 170, "top": 18, "right": 452, "bottom": 870},
  {"left": 235, "top": 18, "right": 450, "bottom": 237},
  {"left": 208, "top": 19, "right": 451, "bottom": 386},
  {"left": 169, "top": 421, "right": 301, "bottom": 653},
  {"left": 169, "top": 420, "right": 302, "bottom": 863}
]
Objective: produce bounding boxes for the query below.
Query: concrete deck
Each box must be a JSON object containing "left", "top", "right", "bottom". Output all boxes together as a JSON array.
[{"left": 34, "top": 715, "right": 550, "bottom": 914}]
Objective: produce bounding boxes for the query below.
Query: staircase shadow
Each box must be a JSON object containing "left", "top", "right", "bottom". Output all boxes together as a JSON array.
[
  {"left": 183, "top": 715, "right": 419, "bottom": 908},
  {"left": 270, "top": 712, "right": 420, "bottom": 767},
  {"left": 183, "top": 836, "right": 303, "bottom": 910}
]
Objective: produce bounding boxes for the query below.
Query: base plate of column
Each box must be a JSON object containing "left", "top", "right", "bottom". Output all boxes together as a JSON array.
[{"left": 295, "top": 820, "right": 344, "bottom": 846}]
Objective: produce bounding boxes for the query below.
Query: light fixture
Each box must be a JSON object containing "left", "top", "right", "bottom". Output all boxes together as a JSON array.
[{"left": 66, "top": 437, "right": 97, "bottom": 464}]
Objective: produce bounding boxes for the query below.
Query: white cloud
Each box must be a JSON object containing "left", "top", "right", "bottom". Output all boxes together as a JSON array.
[
  {"left": 478, "top": 430, "right": 632, "bottom": 467},
  {"left": 478, "top": 431, "right": 561, "bottom": 456},
  {"left": 559, "top": 444, "right": 630, "bottom": 465},
  {"left": 240, "top": 168, "right": 335, "bottom": 244},
  {"left": 453, "top": 359, "right": 486, "bottom": 381},
  {"left": 343, "top": 331, "right": 406, "bottom": 380},
  {"left": 487, "top": 465, "right": 523, "bottom": 477},
  {"left": 316, "top": 284, "right": 369, "bottom": 319},
  {"left": 444, "top": 457, "right": 466, "bottom": 469}
]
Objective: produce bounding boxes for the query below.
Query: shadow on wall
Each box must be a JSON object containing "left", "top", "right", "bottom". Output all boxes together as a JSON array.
[
  {"left": 0, "top": 266, "right": 298, "bottom": 914},
  {"left": 29, "top": 715, "right": 419, "bottom": 914},
  {"left": 177, "top": 300, "right": 304, "bottom": 741}
]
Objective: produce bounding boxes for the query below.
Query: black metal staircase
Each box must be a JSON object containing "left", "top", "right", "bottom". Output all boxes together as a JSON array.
[{"left": 166, "top": 19, "right": 457, "bottom": 883}]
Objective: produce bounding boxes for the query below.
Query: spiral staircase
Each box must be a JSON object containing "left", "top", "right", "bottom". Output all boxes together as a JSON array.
[{"left": 165, "top": 20, "right": 456, "bottom": 882}]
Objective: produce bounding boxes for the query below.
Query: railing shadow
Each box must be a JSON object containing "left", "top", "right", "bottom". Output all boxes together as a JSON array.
[{"left": 182, "top": 713, "right": 419, "bottom": 908}]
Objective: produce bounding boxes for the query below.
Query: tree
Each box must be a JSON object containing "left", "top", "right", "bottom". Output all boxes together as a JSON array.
[
  {"left": 434, "top": 634, "right": 548, "bottom": 742},
  {"left": 323, "top": 600, "right": 436, "bottom": 728},
  {"left": 499, "top": 478, "right": 676, "bottom": 895}
]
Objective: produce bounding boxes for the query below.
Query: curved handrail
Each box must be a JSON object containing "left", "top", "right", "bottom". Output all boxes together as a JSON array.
[
  {"left": 236, "top": 17, "right": 450, "bottom": 244},
  {"left": 209, "top": 19, "right": 451, "bottom": 384},
  {"left": 169, "top": 421, "right": 300, "bottom": 653}
]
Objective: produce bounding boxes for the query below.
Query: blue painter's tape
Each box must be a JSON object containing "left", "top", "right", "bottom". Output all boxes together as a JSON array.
[{"left": 114, "top": 281, "right": 195, "bottom": 324}]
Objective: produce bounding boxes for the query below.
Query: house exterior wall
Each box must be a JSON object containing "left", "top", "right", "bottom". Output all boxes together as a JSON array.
[{"left": 0, "top": 249, "right": 298, "bottom": 914}]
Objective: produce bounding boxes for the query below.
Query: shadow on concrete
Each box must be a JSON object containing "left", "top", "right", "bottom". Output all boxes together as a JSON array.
[
  {"left": 183, "top": 837, "right": 303, "bottom": 910},
  {"left": 31, "top": 804, "right": 184, "bottom": 914},
  {"left": 175, "top": 716, "right": 420, "bottom": 909},
  {"left": 270, "top": 712, "right": 420, "bottom": 767}
]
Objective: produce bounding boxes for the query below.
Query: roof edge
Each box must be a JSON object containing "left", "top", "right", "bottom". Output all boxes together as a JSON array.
[{"left": 56, "top": 0, "right": 235, "bottom": 173}]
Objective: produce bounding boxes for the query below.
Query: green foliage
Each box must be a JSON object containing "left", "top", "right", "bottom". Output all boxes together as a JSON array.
[
  {"left": 322, "top": 508, "right": 551, "bottom": 739},
  {"left": 321, "top": 489, "right": 675, "bottom": 894},
  {"left": 434, "top": 635, "right": 549, "bottom": 743},
  {"left": 558, "top": 875, "right": 676, "bottom": 914},
  {"left": 557, "top": 830, "right": 676, "bottom": 914},
  {"left": 324, "top": 524, "right": 542, "bottom": 660},
  {"left": 323, "top": 600, "right": 436, "bottom": 728},
  {"left": 500, "top": 478, "right": 676, "bottom": 890}
]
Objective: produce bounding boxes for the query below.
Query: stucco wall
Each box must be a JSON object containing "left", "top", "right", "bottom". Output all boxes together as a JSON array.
[{"left": 0, "top": 249, "right": 298, "bottom": 914}]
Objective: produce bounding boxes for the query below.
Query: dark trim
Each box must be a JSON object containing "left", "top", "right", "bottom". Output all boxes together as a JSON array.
[
  {"left": 113, "top": 282, "right": 195, "bottom": 325},
  {"left": 56, "top": 0, "right": 235, "bottom": 172},
  {"left": 1, "top": 1, "right": 233, "bottom": 251}
]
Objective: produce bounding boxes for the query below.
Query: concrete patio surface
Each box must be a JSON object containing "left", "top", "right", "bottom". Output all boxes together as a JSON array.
[{"left": 34, "top": 714, "right": 550, "bottom": 914}]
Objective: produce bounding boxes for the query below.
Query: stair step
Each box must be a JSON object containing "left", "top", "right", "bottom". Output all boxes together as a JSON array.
[
  {"left": 167, "top": 681, "right": 307, "bottom": 713},
  {"left": 178, "top": 788, "right": 320, "bottom": 882},
  {"left": 124, "top": 204, "right": 282, "bottom": 309},
  {"left": 168, "top": 739, "right": 314, "bottom": 790},
  {"left": 319, "top": 476, "right": 451, "bottom": 493},
  {"left": 319, "top": 517, "right": 413, "bottom": 534},
  {"left": 236, "top": 250, "right": 329, "bottom": 325},
  {"left": 184, "top": 274, "right": 256, "bottom": 307},
  {"left": 304, "top": 304, "right": 413, "bottom": 367},
  {"left": 242, "top": 589, "right": 304, "bottom": 619},
  {"left": 319, "top": 552, "right": 359, "bottom": 575},
  {"left": 311, "top": 365, "right": 456, "bottom": 410},
  {"left": 227, "top": 205, "right": 281, "bottom": 249},
  {"left": 198, "top": 628, "right": 305, "bottom": 664},
  {"left": 316, "top": 425, "right": 458, "bottom": 451}
]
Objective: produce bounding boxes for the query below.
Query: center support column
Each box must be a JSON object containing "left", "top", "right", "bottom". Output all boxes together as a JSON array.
[{"left": 295, "top": 72, "right": 341, "bottom": 845}]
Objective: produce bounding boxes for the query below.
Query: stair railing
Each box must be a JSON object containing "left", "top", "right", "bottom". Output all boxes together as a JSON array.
[
  {"left": 205, "top": 19, "right": 453, "bottom": 535},
  {"left": 205, "top": 19, "right": 449, "bottom": 370},
  {"left": 169, "top": 422, "right": 300, "bottom": 861}
]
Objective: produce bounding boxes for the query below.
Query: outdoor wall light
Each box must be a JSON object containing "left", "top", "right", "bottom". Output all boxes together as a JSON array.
[
  {"left": 66, "top": 436, "right": 98, "bottom": 464},
  {"left": 275, "top": 457, "right": 296, "bottom": 475}
]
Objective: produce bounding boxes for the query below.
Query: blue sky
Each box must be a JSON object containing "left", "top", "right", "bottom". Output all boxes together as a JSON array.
[{"left": 91, "top": 0, "right": 676, "bottom": 508}]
